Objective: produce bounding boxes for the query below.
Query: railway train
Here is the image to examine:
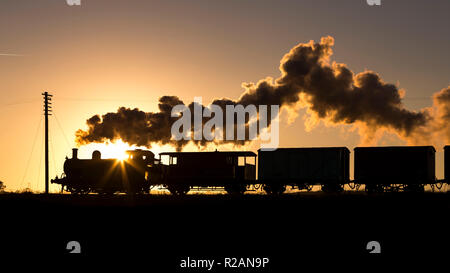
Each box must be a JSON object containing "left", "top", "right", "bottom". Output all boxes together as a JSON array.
[{"left": 51, "top": 146, "right": 449, "bottom": 195}]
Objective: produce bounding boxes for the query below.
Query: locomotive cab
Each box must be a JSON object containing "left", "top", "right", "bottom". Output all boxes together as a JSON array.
[{"left": 126, "top": 149, "right": 156, "bottom": 165}]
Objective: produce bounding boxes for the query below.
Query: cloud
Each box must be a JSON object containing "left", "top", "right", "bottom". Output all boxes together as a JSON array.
[{"left": 75, "top": 36, "right": 449, "bottom": 149}]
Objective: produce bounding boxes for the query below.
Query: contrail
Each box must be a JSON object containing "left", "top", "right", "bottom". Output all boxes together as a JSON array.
[{"left": 0, "top": 53, "right": 25, "bottom": 57}]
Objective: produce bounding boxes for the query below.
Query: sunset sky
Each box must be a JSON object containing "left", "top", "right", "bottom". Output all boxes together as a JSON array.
[{"left": 1, "top": 0, "right": 449, "bottom": 191}]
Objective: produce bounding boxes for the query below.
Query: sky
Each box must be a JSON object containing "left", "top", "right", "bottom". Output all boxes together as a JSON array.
[{"left": 0, "top": 0, "right": 449, "bottom": 191}]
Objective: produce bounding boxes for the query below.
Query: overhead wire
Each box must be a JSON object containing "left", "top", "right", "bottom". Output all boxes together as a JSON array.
[
  {"left": 49, "top": 124, "right": 57, "bottom": 186},
  {"left": 53, "top": 112, "right": 71, "bottom": 151},
  {"left": 36, "top": 128, "right": 44, "bottom": 193},
  {"left": 21, "top": 115, "right": 42, "bottom": 191}
]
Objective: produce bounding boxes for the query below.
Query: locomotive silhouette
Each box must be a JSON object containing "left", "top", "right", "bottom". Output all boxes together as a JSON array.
[{"left": 51, "top": 146, "right": 448, "bottom": 195}]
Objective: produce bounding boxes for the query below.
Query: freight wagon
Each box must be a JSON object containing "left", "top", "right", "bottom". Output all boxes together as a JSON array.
[
  {"left": 158, "top": 151, "right": 257, "bottom": 195},
  {"left": 444, "top": 146, "right": 450, "bottom": 185},
  {"left": 258, "top": 147, "right": 350, "bottom": 194},
  {"left": 354, "top": 146, "right": 436, "bottom": 192}
]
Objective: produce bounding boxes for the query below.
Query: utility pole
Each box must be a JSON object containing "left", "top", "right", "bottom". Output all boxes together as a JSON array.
[{"left": 42, "top": 92, "right": 52, "bottom": 194}]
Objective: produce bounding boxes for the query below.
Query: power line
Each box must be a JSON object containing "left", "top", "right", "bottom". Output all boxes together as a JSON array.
[
  {"left": 57, "top": 97, "right": 159, "bottom": 102},
  {"left": 2, "top": 98, "right": 40, "bottom": 106},
  {"left": 21, "top": 116, "right": 42, "bottom": 190},
  {"left": 49, "top": 127, "right": 58, "bottom": 192},
  {"left": 53, "top": 112, "right": 72, "bottom": 150},
  {"left": 36, "top": 134, "right": 44, "bottom": 193}
]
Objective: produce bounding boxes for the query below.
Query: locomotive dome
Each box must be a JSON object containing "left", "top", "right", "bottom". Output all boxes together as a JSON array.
[{"left": 92, "top": 150, "right": 101, "bottom": 160}]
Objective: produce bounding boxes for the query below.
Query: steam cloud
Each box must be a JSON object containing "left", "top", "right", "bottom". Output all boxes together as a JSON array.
[{"left": 75, "top": 36, "right": 449, "bottom": 149}]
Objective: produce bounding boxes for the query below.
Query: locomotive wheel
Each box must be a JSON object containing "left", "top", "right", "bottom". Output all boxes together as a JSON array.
[
  {"left": 366, "top": 184, "right": 383, "bottom": 193},
  {"left": 298, "top": 184, "right": 312, "bottom": 191},
  {"left": 68, "top": 186, "right": 82, "bottom": 195},
  {"left": 168, "top": 185, "right": 190, "bottom": 195},
  {"left": 321, "top": 184, "right": 343, "bottom": 193},
  {"left": 68, "top": 187, "right": 78, "bottom": 195}
]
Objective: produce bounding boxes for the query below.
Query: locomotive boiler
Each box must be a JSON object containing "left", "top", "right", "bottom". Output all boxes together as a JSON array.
[{"left": 51, "top": 148, "right": 160, "bottom": 194}]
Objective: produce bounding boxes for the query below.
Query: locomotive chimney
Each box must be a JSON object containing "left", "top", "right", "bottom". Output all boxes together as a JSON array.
[{"left": 72, "top": 148, "right": 78, "bottom": 159}]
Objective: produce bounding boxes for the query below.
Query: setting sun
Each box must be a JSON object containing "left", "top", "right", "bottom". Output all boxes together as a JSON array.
[
  {"left": 103, "top": 140, "right": 132, "bottom": 160},
  {"left": 86, "top": 139, "right": 133, "bottom": 161}
]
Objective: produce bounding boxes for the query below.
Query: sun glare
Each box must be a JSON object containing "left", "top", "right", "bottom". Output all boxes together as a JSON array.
[
  {"left": 106, "top": 140, "right": 132, "bottom": 160},
  {"left": 95, "top": 139, "right": 133, "bottom": 161},
  {"left": 78, "top": 140, "right": 179, "bottom": 162}
]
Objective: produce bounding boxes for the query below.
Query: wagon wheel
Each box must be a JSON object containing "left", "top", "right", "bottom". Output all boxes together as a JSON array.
[
  {"left": 274, "top": 185, "right": 286, "bottom": 195},
  {"left": 263, "top": 184, "right": 285, "bottom": 195},
  {"left": 252, "top": 184, "right": 262, "bottom": 191},
  {"left": 168, "top": 185, "right": 182, "bottom": 195},
  {"left": 178, "top": 185, "right": 190, "bottom": 195},
  {"left": 366, "top": 184, "right": 379, "bottom": 193},
  {"left": 225, "top": 184, "right": 246, "bottom": 195},
  {"left": 98, "top": 189, "right": 114, "bottom": 195},
  {"left": 405, "top": 184, "right": 424, "bottom": 192},
  {"left": 385, "top": 185, "right": 394, "bottom": 192},
  {"left": 167, "top": 185, "right": 177, "bottom": 195},
  {"left": 79, "top": 187, "right": 90, "bottom": 195}
]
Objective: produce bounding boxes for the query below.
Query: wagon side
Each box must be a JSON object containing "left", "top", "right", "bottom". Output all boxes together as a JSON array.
[{"left": 258, "top": 147, "right": 350, "bottom": 194}]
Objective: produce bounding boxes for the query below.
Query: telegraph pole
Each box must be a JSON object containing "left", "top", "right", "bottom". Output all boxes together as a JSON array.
[{"left": 42, "top": 92, "right": 52, "bottom": 194}]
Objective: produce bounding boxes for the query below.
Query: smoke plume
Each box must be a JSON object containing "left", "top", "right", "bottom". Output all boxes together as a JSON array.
[{"left": 76, "top": 36, "right": 449, "bottom": 149}]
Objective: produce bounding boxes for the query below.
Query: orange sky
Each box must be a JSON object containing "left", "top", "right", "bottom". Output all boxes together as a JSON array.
[{"left": 0, "top": 0, "right": 449, "bottom": 191}]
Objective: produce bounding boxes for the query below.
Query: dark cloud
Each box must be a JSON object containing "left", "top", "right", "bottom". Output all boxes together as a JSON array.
[
  {"left": 76, "top": 36, "right": 447, "bottom": 149},
  {"left": 239, "top": 37, "right": 429, "bottom": 140},
  {"left": 76, "top": 96, "right": 188, "bottom": 150}
]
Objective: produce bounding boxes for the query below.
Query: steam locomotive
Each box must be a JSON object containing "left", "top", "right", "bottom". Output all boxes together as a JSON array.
[{"left": 51, "top": 146, "right": 448, "bottom": 195}]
